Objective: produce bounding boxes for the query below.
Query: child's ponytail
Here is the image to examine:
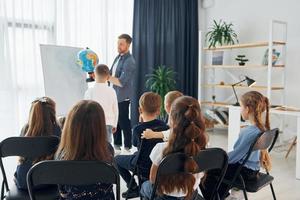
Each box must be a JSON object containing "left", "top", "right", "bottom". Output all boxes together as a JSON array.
[
  {"left": 159, "top": 96, "right": 207, "bottom": 199},
  {"left": 265, "top": 97, "right": 270, "bottom": 130},
  {"left": 184, "top": 106, "right": 202, "bottom": 174}
]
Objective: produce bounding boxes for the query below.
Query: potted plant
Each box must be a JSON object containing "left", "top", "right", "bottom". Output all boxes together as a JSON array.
[
  {"left": 206, "top": 20, "right": 239, "bottom": 65},
  {"left": 206, "top": 19, "right": 239, "bottom": 48},
  {"left": 145, "top": 65, "right": 176, "bottom": 119},
  {"left": 235, "top": 55, "right": 249, "bottom": 66}
]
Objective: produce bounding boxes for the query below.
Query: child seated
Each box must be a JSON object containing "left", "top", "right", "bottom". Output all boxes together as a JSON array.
[
  {"left": 200, "top": 91, "right": 271, "bottom": 199},
  {"left": 14, "top": 97, "right": 61, "bottom": 190},
  {"left": 84, "top": 64, "right": 118, "bottom": 143},
  {"left": 55, "top": 100, "right": 115, "bottom": 200},
  {"left": 140, "top": 96, "right": 208, "bottom": 199},
  {"left": 142, "top": 90, "right": 183, "bottom": 141},
  {"left": 115, "top": 92, "right": 169, "bottom": 198}
]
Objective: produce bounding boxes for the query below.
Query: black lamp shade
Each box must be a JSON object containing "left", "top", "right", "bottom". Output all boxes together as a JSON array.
[
  {"left": 232, "top": 76, "right": 256, "bottom": 106},
  {"left": 245, "top": 76, "right": 256, "bottom": 87}
]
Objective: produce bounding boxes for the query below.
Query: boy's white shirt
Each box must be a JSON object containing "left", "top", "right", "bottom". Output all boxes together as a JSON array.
[{"left": 84, "top": 82, "right": 119, "bottom": 127}]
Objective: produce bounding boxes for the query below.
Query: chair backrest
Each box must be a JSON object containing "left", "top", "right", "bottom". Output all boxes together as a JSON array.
[
  {"left": 253, "top": 128, "right": 279, "bottom": 152},
  {"left": 222, "top": 128, "right": 279, "bottom": 199},
  {"left": 0, "top": 136, "right": 60, "bottom": 194},
  {"left": 26, "top": 160, "right": 120, "bottom": 200},
  {"left": 150, "top": 148, "right": 228, "bottom": 200},
  {"left": 0, "top": 136, "right": 60, "bottom": 159},
  {"left": 241, "top": 128, "right": 279, "bottom": 167},
  {"left": 193, "top": 148, "right": 228, "bottom": 200}
]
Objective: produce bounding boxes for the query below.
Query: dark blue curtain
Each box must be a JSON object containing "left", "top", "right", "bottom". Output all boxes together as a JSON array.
[{"left": 131, "top": 0, "right": 199, "bottom": 125}]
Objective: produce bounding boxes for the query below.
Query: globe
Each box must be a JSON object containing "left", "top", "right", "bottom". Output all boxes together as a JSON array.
[{"left": 77, "top": 47, "right": 99, "bottom": 73}]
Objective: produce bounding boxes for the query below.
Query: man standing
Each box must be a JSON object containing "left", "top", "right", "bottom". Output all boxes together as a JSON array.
[{"left": 109, "top": 34, "right": 136, "bottom": 151}]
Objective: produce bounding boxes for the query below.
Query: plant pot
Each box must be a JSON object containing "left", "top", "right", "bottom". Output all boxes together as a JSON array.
[{"left": 238, "top": 62, "right": 245, "bottom": 66}]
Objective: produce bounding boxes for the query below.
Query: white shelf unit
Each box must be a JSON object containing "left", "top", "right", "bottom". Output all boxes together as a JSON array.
[{"left": 199, "top": 20, "right": 288, "bottom": 109}]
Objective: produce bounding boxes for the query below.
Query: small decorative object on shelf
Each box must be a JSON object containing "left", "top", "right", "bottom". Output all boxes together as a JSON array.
[
  {"left": 262, "top": 48, "right": 280, "bottom": 65},
  {"left": 212, "top": 51, "right": 224, "bottom": 65},
  {"left": 212, "top": 95, "right": 216, "bottom": 103},
  {"left": 220, "top": 81, "right": 225, "bottom": 85},
  {"left": 235, "top": 55, "right": 249, "bottom": 66}
]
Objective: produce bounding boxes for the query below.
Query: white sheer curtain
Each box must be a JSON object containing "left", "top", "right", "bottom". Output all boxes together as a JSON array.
[
  {"left": 56, "top": 0, "right": 133, "bottom": 67},
  {"left": 0, "top": 0, "right": 133, "bottom": 140},
  {"left": 0, "top": 0, "right": 56, "bottom": 140}
]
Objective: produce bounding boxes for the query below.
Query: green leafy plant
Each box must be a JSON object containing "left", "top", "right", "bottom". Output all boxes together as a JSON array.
[
  {"left": 235, "top": 55, "right": 249, "bottom": 66},
  {"left": 206, "top": 19, "right": 239, "bottom": 48},
  {"left": 145, "top": 66, "right": 176, "bottom": 119}
]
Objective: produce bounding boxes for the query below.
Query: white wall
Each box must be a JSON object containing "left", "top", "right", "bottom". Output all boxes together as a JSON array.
[{"left": 199, "top": 0, "right": 300, "bottom": 139}]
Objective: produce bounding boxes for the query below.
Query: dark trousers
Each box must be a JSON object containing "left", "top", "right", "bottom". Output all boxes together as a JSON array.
[
  {"left": 115, "top": 154, "right": 137, "bottom": 188},
  {"left": 113, "top": 100, "right": 132, "bottom": 148},
  {"left": 200, "top": 163, "right": 259, "bottom": 200}
]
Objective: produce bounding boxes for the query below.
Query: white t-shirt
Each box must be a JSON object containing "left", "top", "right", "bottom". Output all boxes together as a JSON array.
[
  {"left": 84, "top": 82, "right": 118, "bottom": 127},
  {"left": 162, "top": 129, "right": 170, "bottom": 141},
  {"left": 111, "top": 56, "right": 121, "bottom": 77},
  {"left": 149, "top": 142, "right": 203, "bottom": 197}
]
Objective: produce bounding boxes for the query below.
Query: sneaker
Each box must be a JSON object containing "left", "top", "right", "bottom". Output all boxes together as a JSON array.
[
  {"left": 225, "top": 189, "right": 244, "bottom": 200},
  {"left": 114, "top": 149, "right": 121, "bottom": 156},
  {"left": 114, "top": 145, "right": 121, "bottom": 150},
  {"left": 124, "top": 147, "right": 131, "bottom": 152},
  {"left": 122, "top": 186, "right": 139, "bottom": 199}
]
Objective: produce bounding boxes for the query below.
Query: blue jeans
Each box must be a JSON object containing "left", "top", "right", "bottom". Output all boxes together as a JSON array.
[
  {"left": 106, "top": 125, "right": 113, "bottom": 144},
  {"left": 114, "top": 154, "right": 137, "bottom": 188},
  {"left": 140, "top": 181, "right": 184, "bottom": 200}
]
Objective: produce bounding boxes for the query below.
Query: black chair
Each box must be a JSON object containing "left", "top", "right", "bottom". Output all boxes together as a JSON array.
[
  {"left": 0, "top": 136, "right": 60, "bottom": 200},
  {"left": 126, "top": 126, "right": 168, "bottom": 200},
  {"left": 149, "top": 148, "right": 228, "bottom": 200},
  {"left": 222, "top": 128, "right": 279, "bottom": 200},
  {"left": 27, "top": 160, "right": 121, "bottom": 200}
]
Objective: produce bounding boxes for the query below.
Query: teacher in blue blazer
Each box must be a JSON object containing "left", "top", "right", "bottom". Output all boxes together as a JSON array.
[{"left": 109, "top": 34, "right": 136, "bottom": 151}]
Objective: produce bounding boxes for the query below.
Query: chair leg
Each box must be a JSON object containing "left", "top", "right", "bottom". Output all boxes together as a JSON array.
[
  {"left": 125, "top": 174, "right": 135, "bottom": 200},
  {"left": 238, "top": 175, "right": 248, "bottom": 200},
  {"left": 242, "top": 188, "right": 248, "bottom": 200},
  {"left": 138, "top": 175, "right": 142, "bottom": 200},
  {"left": 270, "top": 183, "right": 276, "bottom": 200},
  {"left": 285, "top": 136, "right": 297, "bottom": 159}
]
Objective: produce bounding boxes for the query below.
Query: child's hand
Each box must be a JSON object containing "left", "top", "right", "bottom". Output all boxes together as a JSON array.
[
  {"left": 112, "top": 127, "right": 117, "bottom": 133},
  {"left": 141, "top": 129, "right": 155, "bottom": 139}
]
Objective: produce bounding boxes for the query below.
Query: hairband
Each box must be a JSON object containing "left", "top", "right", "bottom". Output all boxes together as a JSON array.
[{"left": 32, "top": 97, "right": 48, "bottom": 104}]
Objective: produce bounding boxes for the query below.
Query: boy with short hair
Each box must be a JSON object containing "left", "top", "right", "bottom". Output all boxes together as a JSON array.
[
  {"left": 142, "top": 90, "right": 183, "bottom": 141},
  {"left": 115, "top": 92, "right": 169, "bottom": 198},
  {"left": 84, "top": 64, "right": 118, "bottom": 143}
]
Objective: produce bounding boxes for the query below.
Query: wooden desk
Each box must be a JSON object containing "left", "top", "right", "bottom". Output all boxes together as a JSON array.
[{"left": 228, "top": 106, "right": 300, "bottom": 180}]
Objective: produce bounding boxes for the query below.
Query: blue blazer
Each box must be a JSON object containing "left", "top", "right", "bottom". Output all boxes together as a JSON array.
[{"left": 110, "top": 52, "right": 136, "bottom": 102}]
